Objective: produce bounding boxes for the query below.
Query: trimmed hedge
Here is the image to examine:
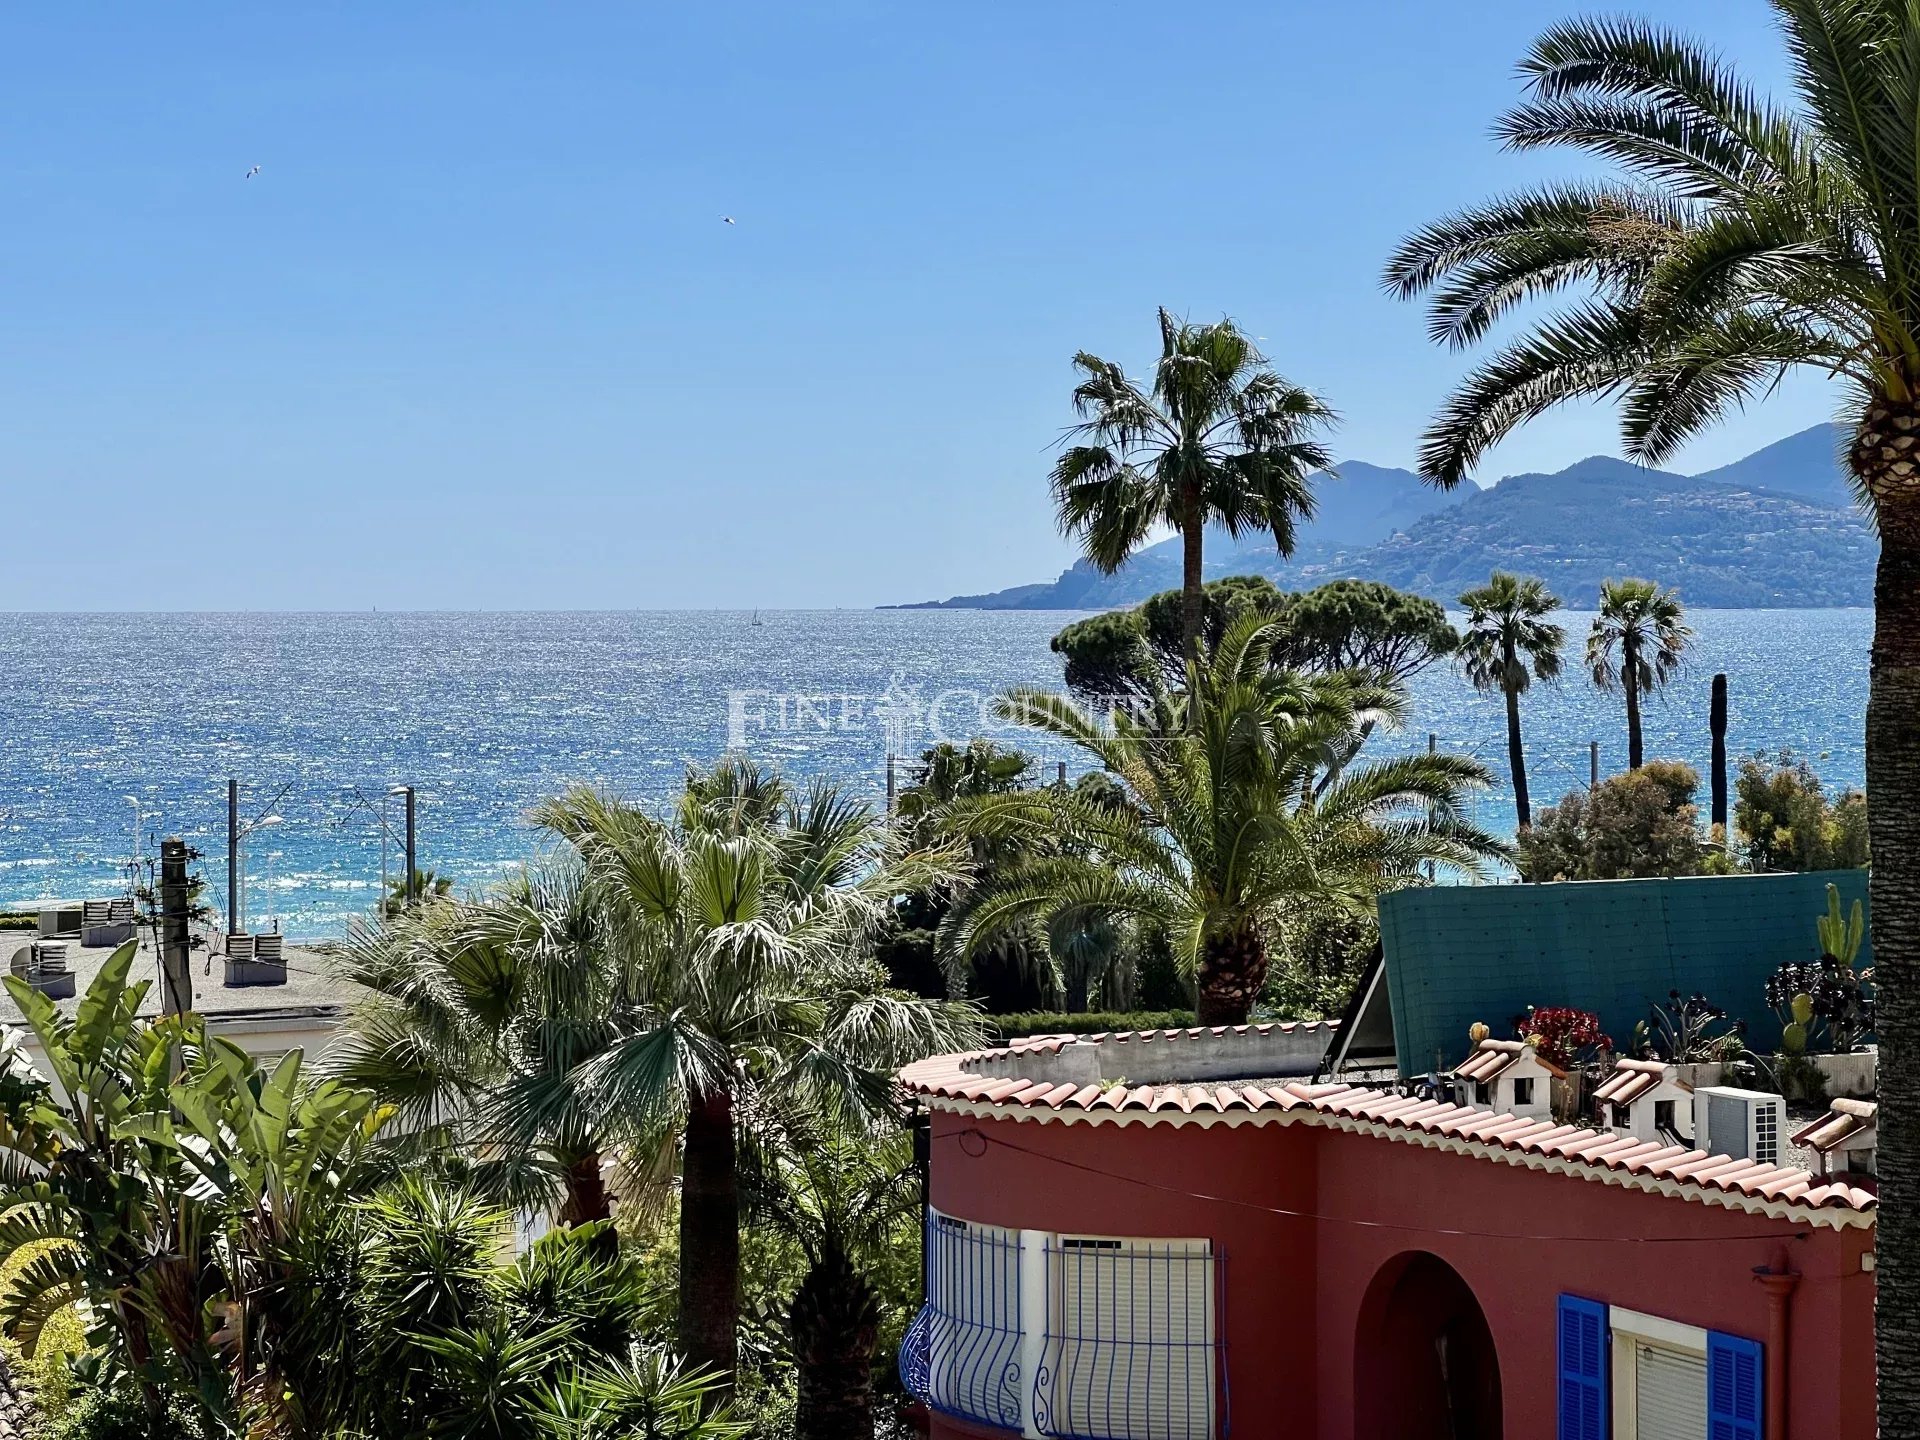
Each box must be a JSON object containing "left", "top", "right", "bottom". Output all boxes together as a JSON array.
[
  {"left": 0, "top": 913, "right": 37, "bottom": 931},
  {"left": 989, "top": 1010, "right": 1197, "bottom": 1041}
]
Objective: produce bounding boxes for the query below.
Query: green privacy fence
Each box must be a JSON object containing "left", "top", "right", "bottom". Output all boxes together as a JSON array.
[{"left": 1377, "top": 870, "right": 1870, "bottom": 1079}]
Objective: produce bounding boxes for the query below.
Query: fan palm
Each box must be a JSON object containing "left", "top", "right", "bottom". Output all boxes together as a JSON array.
[
  {"left": 1588, "top": 578, "right": 1691, "bottom": 770},
  {"left": 531, "top": 773, "right": 983, "bottom": 1389},
  {"left": 1457, "top": 572, "right": 1566, "bottom": 829},
  {"left": 332, "top": 857, "right": 627, "bottom": 1227},
  {"left": 1381, "top": 6, "right": 1920, "bottom": 1415},
  {"left": 1051, "top": 308, "right": 1337, "bottom": 669},
  {"left": 942, "top": 616, "right": 1507, "bottom": 1024},
  {"left": 751, "top": 1125, "right": 917, "bottom": 1440}
]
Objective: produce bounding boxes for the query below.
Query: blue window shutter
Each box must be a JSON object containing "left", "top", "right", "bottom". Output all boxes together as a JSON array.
[
  {"left": 1557, "top": 1295, "right": 1608, "bottom": 1440},
  {"left": 1709, "top": 1331, "right": 1763, "bottom": 1440}
]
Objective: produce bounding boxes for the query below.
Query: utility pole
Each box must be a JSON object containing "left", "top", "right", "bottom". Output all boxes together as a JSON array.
[
  {"left": 227, "top": 779, "right": 240, "bottom": 936},
  {"left": 402, "top": 786, "right": 418, "bottom": 908},
  {"left": 1710, "top": 673, "right": 1730, "bottom": 833},
  {"left": 886, "top": 755, "right": 897, "bottom": 814},
  {"left": 1590, "top": 741, "right": 1600, "bottom": 789},
  {"left": 158, "top": 839, "right": 193, "bottom": 1017},
  {"left": 1057, "top": 761, "right": 1067, "bottom": 788}
]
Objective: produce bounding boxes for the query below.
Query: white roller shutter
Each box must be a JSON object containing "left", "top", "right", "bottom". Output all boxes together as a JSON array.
[
  {"left": 1050, "top": 1236, "right": 1215, "bottom": 1440},
  {"left": 1634, "top": 1343, "right": 1708, "bottom": 1440}
]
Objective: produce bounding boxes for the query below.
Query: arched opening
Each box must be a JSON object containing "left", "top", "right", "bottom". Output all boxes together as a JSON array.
[{"left": 1353, "top": 1251, "right": 1502, "bottom": 1440}]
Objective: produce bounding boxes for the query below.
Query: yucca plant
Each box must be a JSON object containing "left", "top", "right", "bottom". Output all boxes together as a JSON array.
[
  {"left": 1383, "top": 6, "right": 1920, "bottom": 1412},
  {"left": 942, "top": 614, "right": 1507, "bottom": 1024}
]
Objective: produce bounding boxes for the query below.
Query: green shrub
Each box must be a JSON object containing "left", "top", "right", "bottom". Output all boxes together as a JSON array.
[
  {"left": 990, "top": 1010, "right": 1197, "bottom": 1040},
  {"left": 1516, "top": 761, "right": 1711, "bottom": 881},
  {"left": 0, "top": 913, "right": 38, "bottom": 931},
  {"left": 1734, "top": 750, "right": 1869, "bottom": 872},
  {"left": 45, "top": 1382, "right": 208, "bottom": 1440}
]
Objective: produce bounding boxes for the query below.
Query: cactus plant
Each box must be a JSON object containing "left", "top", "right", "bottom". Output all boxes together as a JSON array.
[
  {"left": 1791, "top": 992, "right": 1815, "bottom": 1025},
  {"left": 1815, "top": 882, "right": 1865, "bottom": 966},
  {"left": 1783, "top": 1021, "right": 1808, "bottom": 1054}
]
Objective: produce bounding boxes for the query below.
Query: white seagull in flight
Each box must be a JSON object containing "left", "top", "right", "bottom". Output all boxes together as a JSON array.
[
  {"left": 721, "top": 216, "right": 735, "bottom": 225},
  {"left": 245, "top": 165, "right": 262, "bottom": 180}
]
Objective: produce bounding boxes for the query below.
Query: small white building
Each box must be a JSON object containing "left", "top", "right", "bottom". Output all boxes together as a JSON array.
[
  {"left": 1793, "top": 1098, "right": 1878, "bottom": 1181},
  {"left": 1450, "top": 1038, "right": 1563, "bottom": 1122},
  {"left": 1594, "top": 1058, "right": 1695, "bottom": 1144}
]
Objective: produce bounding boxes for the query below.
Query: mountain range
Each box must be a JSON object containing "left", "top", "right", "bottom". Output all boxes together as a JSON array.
[{"left": 893, "top": 423, "right": 1876, "bottom": 610}]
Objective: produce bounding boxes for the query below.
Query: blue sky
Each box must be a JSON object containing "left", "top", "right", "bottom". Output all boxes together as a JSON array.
[{"left": 0, "top": 1, "right": 1839, "bottom": 610}]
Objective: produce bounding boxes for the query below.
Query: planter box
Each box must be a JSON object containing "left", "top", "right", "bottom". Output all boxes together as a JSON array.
[
  {"left": 1672, "top": 1062, "right": 1726, "bottom": 1092},
  {"left": 224, "top": 959, "right": 287, "bottom": 988},
  {"left": 80, "top": 922, "right": 134, "bottom": 949},
  {"left": 1812, "top": 1049, "right": 1877, "bottom": 1098}
]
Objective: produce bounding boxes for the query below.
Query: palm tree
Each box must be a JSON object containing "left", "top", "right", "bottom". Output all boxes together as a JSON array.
[
  {"left": 943, "top": 616, "right": 1507, "bottom": 1024},
  {"left": 752, "top": 1126, "right": 916, "bottom": 1440},
  {"left": 1457, "top": 572, "right": 1565, "bottom": 829},
  {"left": 1587, "top": 579, "right": 1691, "bottom": 771},
  {"left": 381, "top": 867, "right": 455, "bottom": 918},
  {"left": 532, "top": 772, "right": 983, "bottom": 1390},
  {"left": 1051, "top": 309, "right": 1337, "bottom": 669},
  {"left": 1380, "top": 7, "right": 1920, "bottom": 1416},
  {"left": 333, "top": 859, "right": 630, "bottom": 1228}
]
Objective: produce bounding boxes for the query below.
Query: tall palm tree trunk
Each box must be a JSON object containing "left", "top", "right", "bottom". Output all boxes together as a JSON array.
[
  {"left": 792, "top": 1242, "right": 880, "bottom": 1440},
  {"left": 1180, "top": 490, "right": 1204, "bottom": 671},
  {"left": 679, "top": 1087, "right": 739, "bottom": 1392},
  {"left": 556, "top": 1150, "right": 611, "bottom": 1226},
  {"left": 1504, "top": 678, "right": 1531, "bottom": 831},
  {"left": 1623, "top": 644, "right": 1644, "bottom": 770},
  {"left": 1196, "top": 923, "right": 1267, "bottom": 1026},
  {"left": 1859, "top": 402, "right": 1920, "bottom": 1429}
]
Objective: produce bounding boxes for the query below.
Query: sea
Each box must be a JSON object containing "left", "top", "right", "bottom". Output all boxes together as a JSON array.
[{"left": 0, "top": 608, "right": 1873, "bottom": 939}]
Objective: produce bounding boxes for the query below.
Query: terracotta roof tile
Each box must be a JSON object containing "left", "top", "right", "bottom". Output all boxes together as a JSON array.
[
  {"left": 897, "top": 1028, "right": 1875, "bottom": 1219},
  {"left": 1793, "top": 1098, "right": 1877, "bottom": 1153},
  {"left": 1594, "top": 1059, "right": 1679, "bottom": 1107}
]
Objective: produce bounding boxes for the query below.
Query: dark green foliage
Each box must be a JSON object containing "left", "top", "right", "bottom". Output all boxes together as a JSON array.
[
  {"left": 1265, "top": 579, "right": 1458, "bottom": 681},
  {"left": 1516, "top": 762, "right": 1710, "bottom": 881},
  {"left": 1734, "top": 751, "right": 1870, "bottom": 872},
  {"left": 989, "top": 1010, "right": 1198, "bottom": 1040},
  {"left": 0, "top": 914, "right": 37, "bottom": 931},
  {"left": 873, "top": 926, "right": 943, "bottom": 997},
  {"left": 1261, "top": 903, "right": 1381, "bottom": 1022},
  {"left": 1052, "top": 577, "right": 1279, "bottom": 699},
  {"left": 1050, "top": 576, "right": 1456, "bottom": 703},
  {"left": 44, "top": 1382, "right": 208, "bottom": 1440},
  {"left": 501, "top": 1220, "right": 649, "bottom": 1362}
]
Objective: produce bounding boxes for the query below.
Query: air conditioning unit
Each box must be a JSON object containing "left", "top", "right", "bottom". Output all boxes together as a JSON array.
[{"left": 1692, "top": 1086, "right": 1785, "bottom": 1167}]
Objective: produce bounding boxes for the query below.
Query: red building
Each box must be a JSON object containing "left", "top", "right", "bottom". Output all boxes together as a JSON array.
[{"left": 898, "top": 1024, "right": 1877, "bottom": 1440}]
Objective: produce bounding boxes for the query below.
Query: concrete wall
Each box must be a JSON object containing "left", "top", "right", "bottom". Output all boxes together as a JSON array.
[{"left": 974, "top": 1024, "right": 1335, "bottom": 1087}]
